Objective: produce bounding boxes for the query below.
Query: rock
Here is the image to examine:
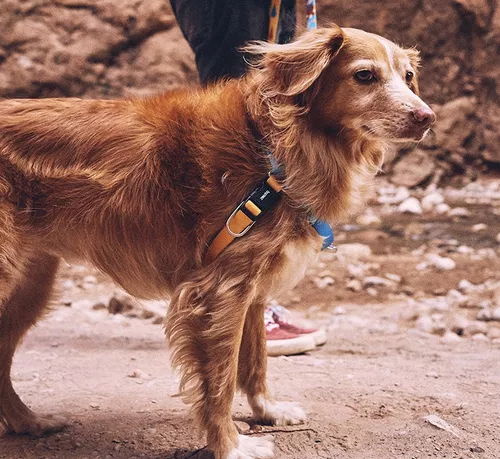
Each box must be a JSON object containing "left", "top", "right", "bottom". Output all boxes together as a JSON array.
[
  {"left": 235, "top": 421, "right": 250, "bottom": 434},
  {"left": 450, "top": 316, "right": 469, "bottom": 335},
  {"left": 435, "top": 203, "right": 451, "bottom": 214},
  {"left": 472, "top": 333, "right": 488, "bottom": 342},
  {"left": 492, "top": 307, "right": 500, "bottom": 321},
  {"left": 128, "top": 369, "right": 149, "bottom": 379},
  {"left": 426, "top": 254, "right": 456, "bottom": 271},
  {"left": 333, "top": 306, "right": 347, "bottom": 315},
  {"left": 463, "top": 321, "right": 488, "bottom": 337},
  {"left": 441, "top": 330, "right": 462, "bottom": 343},
  {"left": 487, "top": 327, "right": 500, "bottom": 340},
  {"left": 385, "top": 273, "right": 402, "bottom": 283},
  {"left": 363, "top": 276, "right": 394, "bottom": 288},
  {"left": 458, "top": 279, "right": 482, "bottom": 293},
  {"left": 421, "top": 191, "right": 445, "bottom": 211},
  {"left": 472, "top": 223, "right": 487, "bottom": 232},
  {"left": 391, "top": 149, "right": 435, "bottom": 187},
  {"left": 416, "top": 262, "right": 429, "bottom": 271},
  {"left": 415, "top": 314, "right": 446, "bottom": 335},
  {"left": 377, "top": 186, "right": 410, "bottom": 205},
  {"left": 496, "top": 232, "right": 500, "bottom": 243},
  {"left": 477, "top": 308, "right": 493, "bottom": 321},
  {"left": 448, "top": 207, "right": 471, "bottom": 218},
  {"left": 355, "top": 210, "right": 381, "bottom": 226},
  {"left": 398, "top": 197, "right": 423, "bottom": 214},
  {"left": 336, "top": 243, "right": 372, "bottom": 259},
  {"left": 313, "top": 276, "right": 335, "bottom": 289},
  {"left": 346, "top": 279, "right": 362, "bottom": 292}
]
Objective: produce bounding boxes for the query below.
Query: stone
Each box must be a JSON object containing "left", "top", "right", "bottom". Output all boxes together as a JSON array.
[
  {"left": 496, "top": 232, "right": 500, "bottom": 243},
  {"left": 472, "top": 333, "right": 488, "bottom": 342},
  {"left": 346, "top": 279, "right": 362, "bottom": 292},
  {"left": 448, "top": 207, "right": 471, "bottom": 218},
  {"left": 441, "top": 331, "right": 462, "bottom": 343},
  {"left": 426, "top": 254, "right": 456, "bottom": 271},
  {"left": 435, "top": 203, "right": 451, "bottom": 214},
  {"left": 464, "top": 321, "right": 488, "bottom": 337},
  {"left": 336, "top": 243, "right": 372, "bottom": 259},
  {"left": 391, "top": 150, "right": 435, "bottom": 187},
  {"left": 398, "top": 197, "right": 423, "bottom": 214},
  {"left": 363, "top": 276, "right": 394, "bottom": 288},
  {"left": 472, "top": 223, "right": 487, "bottom": 232},
  {"left": 355, "top": 210, "right": 381, "bottom": 226},
  {"left": 385, "top": 273, "right": 402, "bottom": 283},
  {"left": 421, "top": 191, "right": 445, "bottom": 211},
  {"left": 487, "top": 327, "right": 500, "bottom": 340}
]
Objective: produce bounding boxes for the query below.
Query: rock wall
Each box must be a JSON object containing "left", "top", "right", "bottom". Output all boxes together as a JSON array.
[{"left": 1, "top": 0, "right": 499, "bottom": 186}]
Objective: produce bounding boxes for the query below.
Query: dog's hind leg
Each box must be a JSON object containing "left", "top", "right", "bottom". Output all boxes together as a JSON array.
[
  {"left": 237, "top": 301, "right": 307, "bottom": 427},
  {"left": 166, "top": 266, "right": 274, "bottom": 459},
  {"left": 0, "top": 252, "right": 65, "bottom": 436}
]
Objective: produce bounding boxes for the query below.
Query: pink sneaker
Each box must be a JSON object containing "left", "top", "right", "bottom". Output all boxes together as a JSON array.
[
  {"left": 269, "top": 303, "right": 327, "bottom": 347},
  {"left": 265, "top": 308, "right": 316, "bottom": 356}
]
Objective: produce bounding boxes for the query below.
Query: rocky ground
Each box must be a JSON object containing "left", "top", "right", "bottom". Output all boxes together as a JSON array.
[{"left": 1, "top": 178, "right": 499, "bottom": 459}]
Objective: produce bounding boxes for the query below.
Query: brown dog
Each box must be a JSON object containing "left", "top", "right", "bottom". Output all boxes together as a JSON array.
[{"left": 0, "top": 26, "right": 435, "bottom": 459}]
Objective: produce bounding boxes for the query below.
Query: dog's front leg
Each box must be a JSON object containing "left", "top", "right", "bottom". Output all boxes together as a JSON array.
[
  {"left": 166, "top": 267, "right": 274, "bottom": 459},
  {"left": 238, "top": 301, "right": 307, "bottom": 427}
]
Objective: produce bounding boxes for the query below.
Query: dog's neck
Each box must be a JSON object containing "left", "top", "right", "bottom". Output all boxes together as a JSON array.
[{"left": 244, "top": 87, "right": 386, "bottom": 223}]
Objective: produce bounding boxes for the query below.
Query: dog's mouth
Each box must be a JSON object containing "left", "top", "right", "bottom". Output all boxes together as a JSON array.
[{"left": 361, "top": 124, "right": 430, "bottom": 143}]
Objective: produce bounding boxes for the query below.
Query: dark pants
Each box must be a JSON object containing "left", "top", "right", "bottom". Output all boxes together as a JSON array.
[{"left": 170, "top": 0, "right": 296, "bottom": 84}]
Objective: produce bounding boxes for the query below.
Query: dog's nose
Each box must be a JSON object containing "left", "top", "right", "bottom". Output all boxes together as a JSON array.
[{"left": 411, "top": 107, "right": 436, "bottom": 126}]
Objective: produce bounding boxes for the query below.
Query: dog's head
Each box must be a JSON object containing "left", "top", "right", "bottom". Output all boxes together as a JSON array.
[{"left": 246, "top": 25, "right": 435, "bottom": 143}]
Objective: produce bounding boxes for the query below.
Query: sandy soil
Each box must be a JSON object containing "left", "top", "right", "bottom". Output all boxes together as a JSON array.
[{"left": 1, "top": 183, "right": 500, "bottom": 459}]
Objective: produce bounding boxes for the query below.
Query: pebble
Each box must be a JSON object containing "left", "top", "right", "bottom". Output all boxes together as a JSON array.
[
  {"left": 128, "top": 369, "right": 149, "bottom": 379},
  {"left": 435, "top": 203, "right": 451, "bottom": 214},
  {"left": 356, "top": 210, "right": 381, "bottom": 226},
  {"left": 421, "top": 191, "right": 445, "bottom": 211},
  {"left": 398, "top": 197, "right": 423, "bottom": 214},
  {"left": 385, "top": 273, "right": 402, "bottom": 283},
  {"left": 426, "top": 254, "right": 456, "bottom": 271},
  {"left": 313, "top": 276, "right": 335, "bottom": 289},
  {"left": 464, "top": 321, "right": 488, "bottom": 337},
  {"left": 377, "top": 186, "right": 410, "bottom": 204},
  {"left": 448, "top": 207, "right": 471, "bottom": 218},
  {"left": 333, "top": 306, "right": 347, "bottom": 315},
  {"left": 336, "top": 243, "right": 372, "bottom": 259},
  {"left": 487, "top": 327, "right": 500, "bottom": 340},
  {"left": 441, "top": 331, "right": 462, "bottom": 343},
  {"left": 472, "top": 333, "right": 488, "bottom": 342},
  {"left": 346, "top": 279, "right": 362, "bottom": 292},
  {"left": 472, "top": 223, "right": 488, "bottom": 232},
  {"left": 363, "top": 276, "right": 394, "bottom": 288}
]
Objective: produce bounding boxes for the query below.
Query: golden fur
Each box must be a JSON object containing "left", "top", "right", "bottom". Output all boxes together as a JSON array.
[{"left": 0, "top": 26, "right": 435, "bottom": 459}]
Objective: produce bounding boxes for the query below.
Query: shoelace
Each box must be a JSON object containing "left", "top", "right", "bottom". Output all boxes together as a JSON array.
[
  {"left": 268, "top": 303, "right": 292, "bottom": 324},
  {"left": 264, "top": 307, "right": 279, "bottom": 331}
]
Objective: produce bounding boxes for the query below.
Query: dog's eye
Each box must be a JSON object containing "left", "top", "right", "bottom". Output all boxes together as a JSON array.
[
  {"left": 354, "top": 70, "right": 375, "bottom": 83},
  {"left": 405, "top": 71, "right": 414, "bottom": 84}
]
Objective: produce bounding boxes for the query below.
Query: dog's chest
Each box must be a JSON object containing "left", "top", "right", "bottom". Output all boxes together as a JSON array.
[{"left": 270, "top": 237, "right": 320, "bottom": 297}]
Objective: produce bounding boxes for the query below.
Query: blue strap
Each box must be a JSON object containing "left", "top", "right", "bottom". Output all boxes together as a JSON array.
[
  {"left": 267, "top": 152, "right": 334, "bottom": 251},
  {"left": 309, "top": 217, "right": 335, "bottom": 250}
]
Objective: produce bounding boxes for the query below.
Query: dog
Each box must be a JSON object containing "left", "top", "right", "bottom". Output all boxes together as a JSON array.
[{"left": 0, "top": 25, "right": 435, "bottom": 459}]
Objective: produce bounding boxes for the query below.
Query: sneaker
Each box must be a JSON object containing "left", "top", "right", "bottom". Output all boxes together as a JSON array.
[
  {"left": 265, "top": 308, "right": 316, "bottom": 356},
  {"left": 269, "top": 303, "right": 327, "bottom": 347}
]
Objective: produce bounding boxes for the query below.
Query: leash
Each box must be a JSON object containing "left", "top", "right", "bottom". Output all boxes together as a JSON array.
[{"left": 204, "top": 0, "right": 334, "bottom": 264}]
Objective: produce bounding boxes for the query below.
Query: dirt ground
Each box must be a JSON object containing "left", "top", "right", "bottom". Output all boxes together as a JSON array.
[{"left": 1, "top": 180, "right": 500, "bottom": 459}]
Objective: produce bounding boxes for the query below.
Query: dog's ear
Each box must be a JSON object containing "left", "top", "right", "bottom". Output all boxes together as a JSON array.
[
  {"left": 245, "top": 25, "right": 345, "bottom": 97},
  {"left": 405, "top": 48, "right": 421, "bottom": 95}
]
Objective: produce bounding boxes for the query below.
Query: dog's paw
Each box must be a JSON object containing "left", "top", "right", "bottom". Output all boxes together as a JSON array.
[
  {"left": 251, "top": 396, "right": 307, "bottom": 426},
  {"left": 227, "top": 434, "right": 274, "bottom": 459},
  {"left": 6, "top": 414, "right": 67, "bottom": 437}
]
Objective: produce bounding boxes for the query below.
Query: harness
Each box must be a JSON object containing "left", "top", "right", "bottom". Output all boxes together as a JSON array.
[{"left": 204, "top": 0, "right": 334, "bottom": 264}]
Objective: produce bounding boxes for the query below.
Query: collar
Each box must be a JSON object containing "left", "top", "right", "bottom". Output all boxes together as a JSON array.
[{"left": 204, "top": 149, "right": 335, "bottom": 264}]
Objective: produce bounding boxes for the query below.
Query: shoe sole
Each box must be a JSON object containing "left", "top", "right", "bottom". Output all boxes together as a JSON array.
[{"left": 266, "top": 334, "right": 316, "bottom": 357}]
